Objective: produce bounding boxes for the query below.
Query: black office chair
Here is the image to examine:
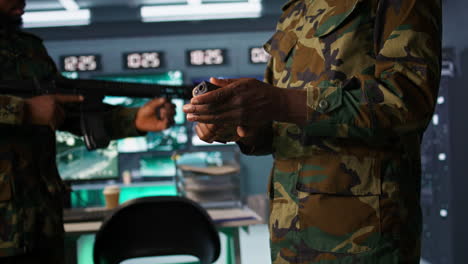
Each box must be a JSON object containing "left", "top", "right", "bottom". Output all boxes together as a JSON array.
[{"left": 93, "top": 196, "right": 221, "bottom": 264}]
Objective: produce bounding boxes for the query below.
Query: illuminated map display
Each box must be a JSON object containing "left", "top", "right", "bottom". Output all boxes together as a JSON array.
[
  {"left": 56, "top": 71, "right": 185, "bottom": 182},
  {"left": 56, "top": 132, "right": 118, "bottom": 181}
]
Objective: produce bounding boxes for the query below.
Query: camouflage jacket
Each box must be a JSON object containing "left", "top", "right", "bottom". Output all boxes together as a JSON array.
[
  {"left": 259, "top": 0, "right": 441, "bottom": 263},
  {"left": 0, "top": 28, "right": 141, "bottom": 258}
]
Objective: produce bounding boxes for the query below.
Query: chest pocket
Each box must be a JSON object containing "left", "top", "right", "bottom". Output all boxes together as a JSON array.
[
  {"left": 308, "top": 0, "right": 362, "bottom": 38},
  {"left": 264, "top": 31, "right": 297, "bottom": 67}
]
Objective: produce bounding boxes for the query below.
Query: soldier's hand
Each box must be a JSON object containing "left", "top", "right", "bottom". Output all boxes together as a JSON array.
[
  {"left": 183, "top": 77, "right": 282, "bottom": 127},
  {"left": 135, "top": 98, "right": 176, "bottom": 132},
  {"left": 194, "top": 122, "right": 241, "bottom": 144},
  {"left": 24, "top": 94, "right": 84, "bottom": 130}
]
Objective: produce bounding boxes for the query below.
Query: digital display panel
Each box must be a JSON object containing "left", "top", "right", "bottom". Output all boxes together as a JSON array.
[
  {"left": 139, "top": 155, "right": 176, "bottom": 178},
  {"left": 123, "top": 51, "right": 164, "bottom": 70},
  {"left": 60, "top": 54, "right": 101, "bottom": 72},
  {"left": 249, "top": 47, "right": 271, "bottom": 64},
  {"left": 56, "top": 132, "right": 119, "bottom": 181},
  {"left": 187, "top": 48, "right": 227, "bottom": 66},
  {"left": 56, "top": 71, "right": 186, "bottom": 182}
]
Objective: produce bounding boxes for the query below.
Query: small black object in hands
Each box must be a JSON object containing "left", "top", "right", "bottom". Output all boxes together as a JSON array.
[{"left": 192, "top": 81, "right": 221, "bottom": 97}]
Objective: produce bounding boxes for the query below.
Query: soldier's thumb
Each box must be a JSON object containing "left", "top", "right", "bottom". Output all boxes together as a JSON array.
[{"left": 237, "top": 126, "right": 254, "bottom": 138}]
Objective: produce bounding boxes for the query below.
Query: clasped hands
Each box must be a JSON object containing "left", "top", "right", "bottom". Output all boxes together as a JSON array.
[{"left": 183, "top": 77, "right": 282, "bottom": 144}]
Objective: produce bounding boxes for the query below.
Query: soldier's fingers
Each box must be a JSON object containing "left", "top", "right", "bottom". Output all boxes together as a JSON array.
[
  {"left": 159, "top": 119, "right": 170, "bottom": 130},
  {"left": 147, "top": 98, "right": 168, "bottom": 109},
  {"left": 237, "top": 126, "right": 255, "bottom": 138},
  {"left": 190, "top": 84, "right": 237, "bottom": 105},
  {"left": 159, "top": 108, "right": 168, "bottom": 120},
  {"left": 54, "top": 94, "right": 84, "bottom": 104},
  {"left": 183, "top": 104, "right": 214, "bottom": 114},
  {"left": 184, "top": 102, "right": 237, "bottom": 115},
  {"left": 187, "top": 110, "right": 239, "bottom": 124},
  {"left": 196, "top": 124, "right": 215, "bottom": 143},
  {"left": 210, "top": 77, "right": 238, "bottom": 87},
  {"left": 164, "top": 103, "right": 176, "bottom": 115}
]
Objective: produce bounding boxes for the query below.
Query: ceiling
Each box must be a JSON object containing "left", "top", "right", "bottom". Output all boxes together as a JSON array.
[
  {"left": 26, "top": 0, "right": 155, "bottom": 10},
  {"left": 25, "top": 0, "right": 284, "bottom": 40},
  {"left": 26, "top": 0, "right": 271, "bottom": 11}
]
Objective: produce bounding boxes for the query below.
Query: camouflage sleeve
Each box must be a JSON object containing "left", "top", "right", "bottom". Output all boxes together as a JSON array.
[
  {"left": 102, "top": 106, "right": 144, "bottom": 140},
  {"left": 236, "top": 122, "right": 274, "bottom": 156},
  {"left": 0, "top": 95, "right": 25, "bottom": 125},
  {"left": 303, "top": 0, "right": 442, "bottom": 140},
  {"left": 235, "top": 60, "right": 277, "bottom": 156}
]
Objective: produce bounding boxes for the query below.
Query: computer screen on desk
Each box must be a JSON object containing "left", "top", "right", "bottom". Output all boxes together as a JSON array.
[
  {"left": 139, "top": 155, "right": 176, "bottom": 179},
  {"left": 56, "top": 132, "right": 119, "bottom": 182},
  {"left": 56, "top": 71, "right": 185, "bottom": 182}
]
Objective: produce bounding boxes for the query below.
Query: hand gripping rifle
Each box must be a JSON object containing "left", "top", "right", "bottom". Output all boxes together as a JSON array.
[{"left": 0, "top": 77, "right": 194, "bottom": 150}]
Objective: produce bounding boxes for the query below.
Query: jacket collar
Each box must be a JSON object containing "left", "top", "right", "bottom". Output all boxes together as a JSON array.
[{"left": 282, "top": 0, "right": 300, "bottom": 11}]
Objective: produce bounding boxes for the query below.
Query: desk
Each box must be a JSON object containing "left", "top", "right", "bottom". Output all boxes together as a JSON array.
[{"left": 64, "top": 207, "right": 263, "bottom": 264}]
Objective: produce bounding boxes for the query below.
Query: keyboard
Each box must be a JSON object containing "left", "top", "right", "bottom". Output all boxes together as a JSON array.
[{"left": 63, "top": 207, "right": 116, "bottom": 223}]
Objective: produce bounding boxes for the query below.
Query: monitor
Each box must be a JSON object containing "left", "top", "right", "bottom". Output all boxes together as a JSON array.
[
  {"left": 56, "top": 71, "right": 186, "bottom": 182},
  {"left": 56, "top": 132, "right": 119, "bottom": 182},
  {"left": 139, "top": 155, "right": 176, "bottom": 178}
]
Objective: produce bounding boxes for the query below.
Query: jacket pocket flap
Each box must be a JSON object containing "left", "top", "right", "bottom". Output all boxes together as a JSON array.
[
  {"left": 312, "top": 0, "right": 361, "bottom": 37},
  {"left": 264, "top": 31, "right": 297, "bottom": 62},
  {"left": 306, "top": 82, "right": 342, "bottom": 114}
]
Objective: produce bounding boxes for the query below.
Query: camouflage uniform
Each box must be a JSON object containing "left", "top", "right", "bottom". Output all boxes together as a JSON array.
[
  {"left": 0, "top": 27, "right": 142, "bottom": 262},
  {"left": 250, "top": 0, "right": 441, "bottom": 263}
]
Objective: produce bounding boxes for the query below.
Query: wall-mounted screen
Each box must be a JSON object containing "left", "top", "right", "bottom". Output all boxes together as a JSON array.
[
  {"left": 123, "top": 51, "right": 165, "bottom": 70},
  {"left": 187, "top": 48, "right": 227, "bottom": 66},
  {"left": 249, "top": 47, "right": 271, "bottom": 64},
  {"left": 60, "top": 54, "right": 101, "bottom": 72}
]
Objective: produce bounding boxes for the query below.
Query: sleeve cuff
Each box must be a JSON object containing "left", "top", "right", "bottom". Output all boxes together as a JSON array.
[
  {"left": 305, "top": 82, "right": 342, "bottom": 121},
  {"left": 0, "top": 96, "right": 26, "bottom": 125},
  {"left": 104, "top": 107, "right": 146, "bottom": 140}
]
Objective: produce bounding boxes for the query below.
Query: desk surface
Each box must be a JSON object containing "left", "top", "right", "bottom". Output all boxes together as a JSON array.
[{"left": 64, "top": 206, "right": 263, "bottom": 235}]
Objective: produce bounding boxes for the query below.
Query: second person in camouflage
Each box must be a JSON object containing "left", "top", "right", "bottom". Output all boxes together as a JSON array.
[
  {"left": 0, "top": 0, "right": 177, "bottom": 263},
  {"left": 184, "top": 0, "right": 442, "bottom": 263}
]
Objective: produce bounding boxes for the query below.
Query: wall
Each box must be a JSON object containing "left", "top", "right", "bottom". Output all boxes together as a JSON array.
[{"left": 442, "top": 0, "right": 468, "bottom": 263}]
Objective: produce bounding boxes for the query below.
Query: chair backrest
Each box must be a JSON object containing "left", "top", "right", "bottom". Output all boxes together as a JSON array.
[{"left": 93, "top": 196, "right": 221, "bottom": 264}]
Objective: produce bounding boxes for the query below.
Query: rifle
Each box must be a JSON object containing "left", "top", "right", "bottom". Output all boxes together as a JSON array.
[{"left": 0, "top": 77, "right": 194, "bottom": 150}]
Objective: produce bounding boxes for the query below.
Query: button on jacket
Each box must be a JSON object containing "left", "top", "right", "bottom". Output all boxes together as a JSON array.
[{"left": 255, "top": 0, "right": 441, "bottom": 263}]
